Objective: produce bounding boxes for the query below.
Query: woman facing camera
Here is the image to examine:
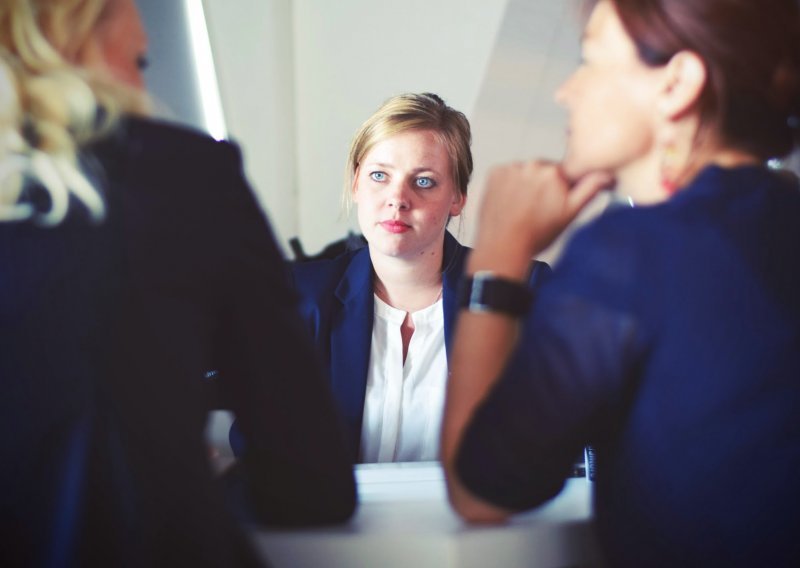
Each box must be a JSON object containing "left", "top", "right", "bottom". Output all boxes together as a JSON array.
[
  {"left": 292, "top": 93, "right": 550, "bottom": 463},
  {"left": 443, "top": 0, "right": 800, "bottom": 566},
  {"left": 0, "top": 0, "right": 354, "bottom": 566}
]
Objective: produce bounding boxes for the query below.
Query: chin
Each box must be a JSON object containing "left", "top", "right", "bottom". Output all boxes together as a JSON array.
[
  {"left": 561, "top": 156, "right": 588, "bottom": 183},
  {"left": 369, "top": 239, "right": 409, "bottom": 259},
  {"left": 562, "top": 153, "right": 614, "bottom": 184}
]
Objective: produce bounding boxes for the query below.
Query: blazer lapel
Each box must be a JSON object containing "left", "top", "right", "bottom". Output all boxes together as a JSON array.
[
  {"left": 442, "top": 231, "right": 467, "bottom": 356},
  {"left": 331, "top": 247, "right": 373, "bottom": 459}
]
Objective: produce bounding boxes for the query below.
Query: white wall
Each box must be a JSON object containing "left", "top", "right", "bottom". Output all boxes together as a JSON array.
[
  {"left": 464, "top": 0, "right": 604, "bottom": 263},
  {"left": 291, "top": 0, "right": 508, "bottom": 254},
  {"left": 202, "top": 0, "right": 298, "bottom": 249},
  {"left": 201, "top": 0, "right": 509, "bottom": 255},
  {"left": 198, "top": 1, "right": 601, "bottom": 259}
]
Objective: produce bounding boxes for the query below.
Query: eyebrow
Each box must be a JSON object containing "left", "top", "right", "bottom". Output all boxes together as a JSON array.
[{"left": 365, "top": 162, "right": 441, "bottom": 175}]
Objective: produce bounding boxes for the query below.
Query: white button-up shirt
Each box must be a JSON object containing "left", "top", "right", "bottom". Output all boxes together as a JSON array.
[{"left": 359, "top": 295, "right": 448, "bottom": 463}]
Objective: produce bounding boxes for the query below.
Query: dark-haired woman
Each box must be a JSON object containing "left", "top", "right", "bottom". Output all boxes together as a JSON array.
[{"left": 442, "top": 0, "right": 800, "bottom": 566}]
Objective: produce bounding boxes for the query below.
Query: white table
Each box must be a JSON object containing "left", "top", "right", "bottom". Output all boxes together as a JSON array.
[{"left": 251, "top": 462, "right": 602, "bottom": 568}]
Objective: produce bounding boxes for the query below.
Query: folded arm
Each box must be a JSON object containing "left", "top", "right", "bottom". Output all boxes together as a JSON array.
[{"left": 441, "top": 162, "right": 609, "bottom": 522}]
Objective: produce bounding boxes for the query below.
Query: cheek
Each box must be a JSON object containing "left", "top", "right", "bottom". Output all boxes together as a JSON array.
[
  {"left": 354, "top": 194, "right": 376, "bottom": 231},
  {"left": 424, "top": 200, "right": 458, "bottom": 229},
  {"left": 600, "top": 114, "right": 651, "bottom": 150},
  {"left": 569, "top": 78, "right": 656, "bottom": 171},
  {"left": 106, "top": 52, "right": 144, "bottom": 87},
  {"left": 353, "top": 182, "right": 378, "bottom": 210},
  {"left": 83, "top": 35, "right": 143, "bottom": 88},
  {"left": 355, "top": 206, "right": 370, "bottom": 236},
  {"left": 87, "top": 15, "right": 146, "bottom": 88}
]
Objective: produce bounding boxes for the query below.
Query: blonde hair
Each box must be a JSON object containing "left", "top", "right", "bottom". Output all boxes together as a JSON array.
[
  {"left": 0, "top": 0, "right": 149, "bottom": 225},
  {"left": 343, "top": 92, "right": 473, "bottom": 212}
]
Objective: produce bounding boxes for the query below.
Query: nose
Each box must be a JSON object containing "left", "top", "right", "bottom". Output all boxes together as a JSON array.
[
  {"left": 386, "top": 181, "right": 410, "bottom": 210},
  {"left": 554, "top": 72, "right": 575, "bottom": 107}
]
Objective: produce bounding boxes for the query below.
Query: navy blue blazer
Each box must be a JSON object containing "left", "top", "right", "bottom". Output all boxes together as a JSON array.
[
  {"left": 1, "top": 117, "right": 355, "bottom": 567},
  {"left": 291, "top": 231, "right": 550, "bottom": 461},
  {"left": 455, "top": 165, "right": 800, "bottom": 566}
]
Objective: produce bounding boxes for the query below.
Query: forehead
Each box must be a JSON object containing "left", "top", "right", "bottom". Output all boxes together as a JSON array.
[{"left": 362, "top": 129, "right": 450, "bottom": 169}]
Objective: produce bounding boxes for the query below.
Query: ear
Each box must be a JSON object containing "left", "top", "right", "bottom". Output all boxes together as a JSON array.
[
  {"left": 449, "top": 191, "right": 466, "bottom": 216},
  {"left": 658, "top": 50, "right": 707, "bottom": 120}
]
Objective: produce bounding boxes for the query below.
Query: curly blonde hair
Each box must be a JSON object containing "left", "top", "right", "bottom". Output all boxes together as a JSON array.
[{"left": 0, "top": 0, "right": 149, "bottom": 225}]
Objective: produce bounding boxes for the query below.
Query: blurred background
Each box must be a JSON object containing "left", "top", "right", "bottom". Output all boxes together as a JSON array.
[
  {"left": 138, "top": 0, "right": 582, "bottom": 258},
  {"left": 139, "top": 0, "right": 799, "bottom": 262}
]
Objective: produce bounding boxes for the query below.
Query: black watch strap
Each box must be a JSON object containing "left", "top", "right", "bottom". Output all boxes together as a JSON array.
[{"left": 458, "top": 271, "right": 533, "bottom": 317}]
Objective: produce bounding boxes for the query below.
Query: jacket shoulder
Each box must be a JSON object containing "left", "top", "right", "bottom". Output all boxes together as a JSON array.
[
  {"left": 124, "top": 116, "right": 231, "bottom": 149},
  {"left": 96, "top": 116, "right": 243, "bottom": 176},
  {"left": 291, "top": 251, "right": 360, "bottom": 301}
]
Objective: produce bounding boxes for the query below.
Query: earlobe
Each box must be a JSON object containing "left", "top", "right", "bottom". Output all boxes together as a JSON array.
[
  {"left": 659, "top": 50, "right": 707, "bottom": 120},
  {"left": 450, "top": 193, "right": 467, "bottom": 216}
]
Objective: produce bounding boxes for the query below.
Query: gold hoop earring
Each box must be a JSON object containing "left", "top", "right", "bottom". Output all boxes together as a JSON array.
[{"left": 660, "top": 144, "right": 680, "bottom": 195}]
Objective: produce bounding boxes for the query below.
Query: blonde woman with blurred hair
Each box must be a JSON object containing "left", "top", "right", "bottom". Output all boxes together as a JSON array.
[{"left": 0, "top": 1, "right": 355, "bottom": 565}]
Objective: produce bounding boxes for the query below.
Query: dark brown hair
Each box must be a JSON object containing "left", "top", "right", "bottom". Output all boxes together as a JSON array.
[{"left": 604, "top": 0, "right": 800, "bottom": 160}]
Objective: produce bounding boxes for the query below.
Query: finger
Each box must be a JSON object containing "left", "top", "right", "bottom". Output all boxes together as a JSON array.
[{"left": 566, "top": 171, "right": 614, "bottom": 214}]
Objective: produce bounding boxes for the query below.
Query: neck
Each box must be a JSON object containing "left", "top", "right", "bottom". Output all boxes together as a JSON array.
[
  {"left": 370, "top": 245, "right": 444, "bottom": 313},
  {"left": 616, "top": 150, "right": 663, "bottom": 205},
  {"left": 617, "top": 139, "right": 760, "bottom": 205}
]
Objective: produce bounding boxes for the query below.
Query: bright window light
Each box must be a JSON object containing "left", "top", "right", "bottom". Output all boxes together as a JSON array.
[{"left": 184, "top": 0, "right": 228, "bottom": 140}]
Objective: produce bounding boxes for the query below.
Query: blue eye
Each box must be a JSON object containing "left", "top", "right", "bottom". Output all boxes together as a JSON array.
[
  {"left": 415, "top": 177, "right": 435, "bottom": 189},
  {"left": 370, "top": 171, "right": 386, "bottom": 182}
]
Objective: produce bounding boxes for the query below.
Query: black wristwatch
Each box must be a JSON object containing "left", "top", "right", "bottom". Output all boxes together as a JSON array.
[{"left": 458, "top": 270, "right": 533, "bottom": 317}]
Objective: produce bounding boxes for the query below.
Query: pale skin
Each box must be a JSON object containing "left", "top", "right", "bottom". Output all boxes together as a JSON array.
[
  {"left": 352, "top": 128, "right": 466, "bottom": 363},
  {"left": 78, "top": 0, "right": 149, "bottom": 89},
  {"left": 441, "top": 0, "right": 760, "bottom": 523}
]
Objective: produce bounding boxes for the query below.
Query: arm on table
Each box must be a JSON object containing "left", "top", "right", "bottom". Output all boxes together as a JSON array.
[{"left": 441, "top": 162, "right": 609, "bottom": 523}]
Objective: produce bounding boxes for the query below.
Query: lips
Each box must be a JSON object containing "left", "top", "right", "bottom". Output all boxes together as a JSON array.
[{"left": 379, "top": 220, "right": 411, "bottom": 234}]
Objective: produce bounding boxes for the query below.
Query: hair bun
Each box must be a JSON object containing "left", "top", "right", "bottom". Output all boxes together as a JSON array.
[{"left": 422, "top": 92, "right": 446, "bottom": 106}]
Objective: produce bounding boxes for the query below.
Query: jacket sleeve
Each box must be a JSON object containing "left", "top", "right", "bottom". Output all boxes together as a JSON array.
[{"left": 455, "top": 224, "right": 642, "bottom": 512}]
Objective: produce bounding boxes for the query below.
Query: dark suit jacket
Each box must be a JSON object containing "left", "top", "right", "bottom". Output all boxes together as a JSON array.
[
  {"left": 455, "top": 165, "right": 800, "bottom": 566},
  {"left": 291, "top": 231, "right": 550, "bottom": 461},
  {"left": 0, "top": 117, "right": 355, "bottom": 568}
]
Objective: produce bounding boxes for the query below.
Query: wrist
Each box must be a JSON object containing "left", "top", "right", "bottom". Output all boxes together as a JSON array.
[{"left": 458, "top": 271, "right": 533, "bottom": 317}]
